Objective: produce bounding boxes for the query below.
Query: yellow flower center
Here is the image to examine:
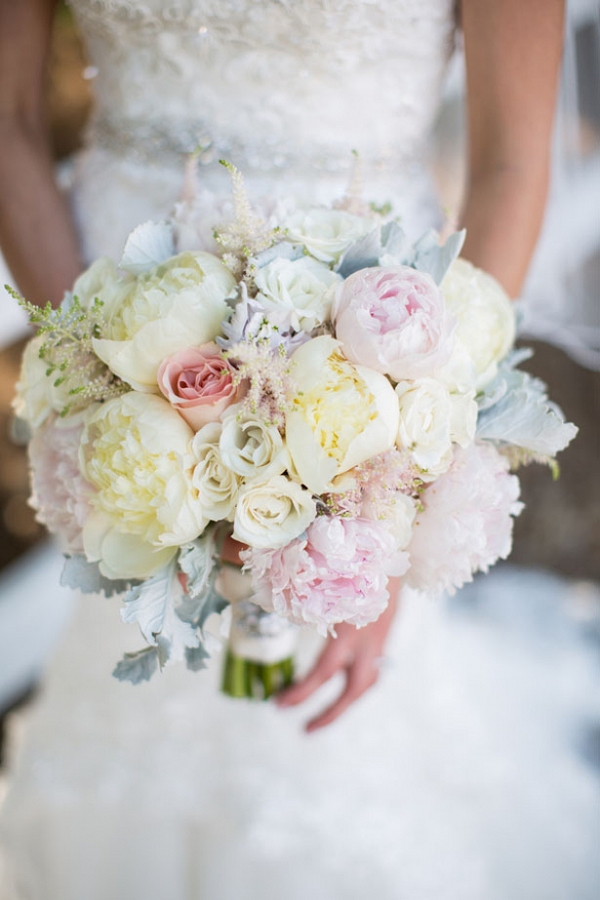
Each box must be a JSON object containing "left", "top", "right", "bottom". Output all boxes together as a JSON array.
[{"left": 292, "top": 350, "right": 376, "bottom": 462}]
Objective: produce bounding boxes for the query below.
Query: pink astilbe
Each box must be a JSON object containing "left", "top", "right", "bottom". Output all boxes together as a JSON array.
[
  {"left": 241, "top": 515, "right": 409, "bottom": 636},
  {"left": 406, "top": 442, "right": 523, "bottom": 597},
  {"left": 325, "top": 448, "right": 420, "bottom": 531},
  {"left": 225, "top": 339, "right": 291, "bottom": 430},
  {"left": 28, "top": 414, "right": 94, "bottom": 553}
]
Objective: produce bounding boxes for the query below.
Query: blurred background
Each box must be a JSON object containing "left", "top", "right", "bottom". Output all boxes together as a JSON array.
[{"left": 0, "top": 0, "right": 598, "bottom": 782}]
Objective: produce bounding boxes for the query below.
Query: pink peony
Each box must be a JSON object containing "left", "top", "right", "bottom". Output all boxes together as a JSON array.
[
  {"left": 241, "top": 515, "right": 409, "bottom": 635},
  {"left": 406, "top": 442, "right": 523, "bottom": 597},
  {"left": 157, "top": 343, "right": 241, "bottom": 431},
  {"left": 333, "top": 265, "right": 454, "bottom": 382},
  {"left": 28, "top": 415, "right": 93, "bottom": 553}
]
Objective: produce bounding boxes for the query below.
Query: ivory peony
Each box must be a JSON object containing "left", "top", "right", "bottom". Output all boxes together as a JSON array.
[
  {"left": 441, "top": 258, "right": 516, "bottom": 390},
  {"left": 80, "top": 392, "right": 207, "bottom": 579},
  {"left": 286, "top": 335, "right": 399, "bottom": 494},
  {"left": 92, "top": 252, "right": 235, "bottom": 390}
]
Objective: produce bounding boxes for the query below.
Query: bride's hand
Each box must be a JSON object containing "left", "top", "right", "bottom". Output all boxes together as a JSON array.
[{"left": 276, "top": 578, "right": 400, "bottom": 733}]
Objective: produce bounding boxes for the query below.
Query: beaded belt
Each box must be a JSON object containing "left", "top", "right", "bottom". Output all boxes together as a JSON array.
[{"left": 88, "top": 113, "right": 416, "bottom": 175}]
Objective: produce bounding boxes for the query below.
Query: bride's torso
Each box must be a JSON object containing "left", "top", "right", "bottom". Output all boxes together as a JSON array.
[{"left": 66, "top": 0, "right": 456, "bottom": 260}]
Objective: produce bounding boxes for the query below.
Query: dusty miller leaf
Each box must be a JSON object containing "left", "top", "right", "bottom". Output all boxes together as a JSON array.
[
  {"left": 185, "top": 644, "right": 212, "bottom": 672},
  {"left": 120, "top": 220, "right": 175, "bottom": 275},
  {"left": 411, "top": 229, "right": 466, "bottom": 284},
  {"left": 113, "top": 647, "right": 159, "bottom": 684},
  {"left": 476, "top": 365, "right": 578, "bottom": 456},
  {"left": 250, "top": 241, "right": 304, "bottom": 269},
  {"left": 178, "top": 538, "right": 228, "bottom": 633},
  {"left": 61, "top": 555, "right": 135, "bottom": 597},
  {"left": 120, "top": 561, "right": 200, "bottom": 664}
]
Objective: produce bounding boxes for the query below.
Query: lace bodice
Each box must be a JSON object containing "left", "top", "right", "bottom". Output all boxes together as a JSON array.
[
  {"left": 65, "top": 0, "right": 456, "bottom": 262},
  {"left": 68, "top": 0, "right": 455, "bottom": 175}
]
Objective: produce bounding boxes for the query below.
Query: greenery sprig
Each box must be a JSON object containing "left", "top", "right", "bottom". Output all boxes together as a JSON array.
[{"left": 8, "top": 286, "right": 129, "bottom": 416}]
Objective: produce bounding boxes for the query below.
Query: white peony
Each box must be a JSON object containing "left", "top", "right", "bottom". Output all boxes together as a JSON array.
[
  {"left": 441, "top": 258, "right": 516, "bottom": 390},
  {"left": 395, "top": 378, "right": 477, "bottom": 479},
  {"left": 80, "top": 392, "right": 207, "bottom": 579},
  {"left": 284, "top": 208, "right": 375, "bottom": 264},
  {"left": 71, "top": 257, "right": 126, "bottom": 310},
  {"left": 191, "top": 422, "right": 242, "bottom": 521},
  {"left": 254, "top": 256, "right": 341, "bottom": 331},
  {"left": 12, "top": 336, "right": 72, "bottom": 428},
  {"left": 233, "top": 475, "right": 317, "bottom": 549},
  {"left": 92, "top": 251, "right": 235, "bottom": 391},
  {"left": 219, "top": 406, "right": 290, "bottom": 482},
  {"left": 286, "top": 335, "right": 400, "bottom": 495}
]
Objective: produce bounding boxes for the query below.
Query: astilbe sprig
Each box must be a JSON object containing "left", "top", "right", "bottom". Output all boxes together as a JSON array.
[
  {"left": 9, "top": 286, "right": 129, "bottom": 416},
  {"left": 213, "top": 161, "right": 282, "bottom": 276},
  {"left": 224, "top": 338, "right": 290, "bottom": 431},
  {"left": 324, "top": 448, "right": 424, "bottom": 518}
]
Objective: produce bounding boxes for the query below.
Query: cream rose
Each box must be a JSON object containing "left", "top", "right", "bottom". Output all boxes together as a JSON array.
[
  {"left": 233, "top": 475, "right": 316, "bottom": 549},
  {"left": 395, "top": 378, "right": 477, "bottom": 478},
  {"left": 80, "top": 392, "right": 207, "bottom": 579},
  {"left": 254, "top": 256, "right": 341, "bottom": 331},
  {"left": 191, "top": 423, "right": 242, "bottom": 522},
  {"left": 285, "top": 335, "right": 399, "bottom": 495},
  {"left": 219, "top": 406, "right": 290, "bottom": 482},
  {"left": 284, "top": 208, "right": 374, "bottom": 264},
  {"left": 441, "top": 258, "right": 516, "bottom": 390},
  {"left": 157, "top": 343, "right": 240, "bottom": 430},
  {"left": 92, "top": 251, "right": 235, "bottom": 391}
]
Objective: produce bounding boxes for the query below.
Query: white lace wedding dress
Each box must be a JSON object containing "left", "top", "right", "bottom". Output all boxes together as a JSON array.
[{"left": 2, "top": 2, "right": 599, "bottom": 898}]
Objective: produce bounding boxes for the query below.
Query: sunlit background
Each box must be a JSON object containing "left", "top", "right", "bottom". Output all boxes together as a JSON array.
[{"left": 0, "top": 0, "right": 598, "bottom": 878}]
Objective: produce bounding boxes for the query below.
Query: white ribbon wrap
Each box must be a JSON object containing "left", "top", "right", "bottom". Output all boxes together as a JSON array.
[{"left": 217, "top": 565, "right": 298, "bottom": 664}]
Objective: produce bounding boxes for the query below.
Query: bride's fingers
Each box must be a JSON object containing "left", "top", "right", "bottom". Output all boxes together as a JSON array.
[
  {"left": 304, "top": 659, "right": 379, "bottom": 733},
  {"left": 275, "top": 640, "right": 349, "bottom": 708}
]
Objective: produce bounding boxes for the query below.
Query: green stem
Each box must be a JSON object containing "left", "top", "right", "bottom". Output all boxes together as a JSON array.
[{"left": 221, "top": 650, "right": 295, "bottom": 700}]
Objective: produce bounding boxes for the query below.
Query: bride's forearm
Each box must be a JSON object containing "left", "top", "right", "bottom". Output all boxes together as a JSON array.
[
  {"left": 0, "top": 120, "right": 83, "bottom": 309},
  {"left": 459, "top": 163, "right": 550, "bottom": 298}
]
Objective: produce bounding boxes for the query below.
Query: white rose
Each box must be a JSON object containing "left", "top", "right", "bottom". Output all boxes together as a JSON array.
[
  {"left": 233, "top": 475, "right": 316, "bottom": 549},
  {"left": 219, "top": 406, "right": 290, "bottom": 482},
  {"left": 80, "top": 392, "right": 207, "bottom": 579},
  {"left": 285, "top": 208, "right": 375, "bottom": 264},
  {"left": 286, "top": 335, "right": 399, "bottom": 495},
  {"left": 441, "top": 258, "right": 516, "bottom": 390},
  {"left": 254, "top": 256, "right": 341, "bottom": 331},
  {"left": 13, "top": 336, "right": 73, "bottom": 428},
  {"left": 191, "top": 422, "right": 242, "bottom": 521},
  {"left": 395, "top": 378, "right": 477, "bottom": 479},
  {"left": 92, "top": 251, "right": 235, "bottom": 391}
]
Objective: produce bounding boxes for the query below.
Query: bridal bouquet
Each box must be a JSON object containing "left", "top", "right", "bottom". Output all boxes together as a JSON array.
[{"left": 11, "top": 162, "right": 577, "bottom": 693}]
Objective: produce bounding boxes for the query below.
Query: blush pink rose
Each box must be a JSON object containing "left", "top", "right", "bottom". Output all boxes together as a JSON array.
[
  {"left": 333, "top": 265, "right": 454, "bottom": 382},
  {"left": 157, "top": 343, "right": 240, "bottom": 430}
]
